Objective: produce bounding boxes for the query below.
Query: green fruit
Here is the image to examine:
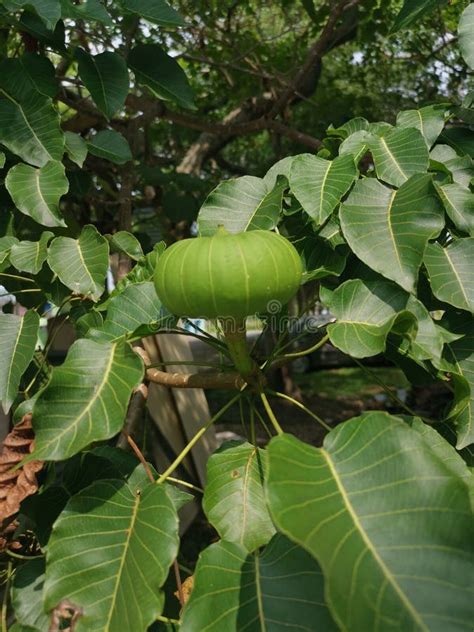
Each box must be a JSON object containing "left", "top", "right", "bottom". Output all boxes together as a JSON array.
[{"left": 154, "top": 228, "right": 302, "bottom": 319}]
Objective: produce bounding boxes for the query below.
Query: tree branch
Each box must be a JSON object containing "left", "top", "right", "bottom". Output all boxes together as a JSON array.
[{"left": 134, "top": 347, "right": 246, "bottom": 390}]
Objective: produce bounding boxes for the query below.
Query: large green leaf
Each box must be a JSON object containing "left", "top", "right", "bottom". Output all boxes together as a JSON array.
[
  {"left": 396, "top": 105, "right": 446, "bottom": 148},
  {"left": 47, "top": 225, "right": 109, "bottom": 301},
  {"left": 30, "top": 338, "right": 143, "bottom": 461},
  {"left": 87, "top": 129, "right": 132, "bottom": 164},
  {"left": 120, "top": 0, "right": 184, "bottom": 26},
  {"left": 203, "top": 441, "right": 276, "bottom": 552},
  {"left": 459, "top": 3, "right": 474, "bottom": 70},
  {"left": 198, "top": 176, "right": 285, "bottom": 235},
  {"left": 369, "top": 127, "right": 429, "bottom": 187},
  {"left": 289, "top": 154, "right": 357, "bottom": 225},
  {"left": 2, "top": 0, "right": 61, "bottom": 29},
  {"left": 325, "top": 279, "right": 413, "bottom": 358},
  {"left": 88, "top": 281, "right": 171, "bottom": 342},
  {"left": 181, "top": 534, "right": 337, "bottom": 632},
  {"left": 11, "top": 559, "right": 48, "bottom": 632},
  {"left": 435, "top": 182, "right": 474, "bottom": 236},
  {"left": 44, "top": 474, "right": 179, "bottom": 632},
  {"left": 7, "top": 53, "right": 58, "bottom": 98},
  {"left": 77, "top": 49, "right": 129, "bottom": 119},
  {"left": 424, "top": 239, "right": 474, "bottom": 312},
  {"left": 0, "top": 310, "right": 39, "bottom": 413},
  {"left": 266, "top": 413, "right": 474, "bottom": 631},
  {"left": 0, "top": 90, "right": 63, "bottom": 167},
  {"left": 340, "top": 174, "right": 444, "bottom": 292},
  {"left": 10, "top": 231, "right": 53, "bottom": 274},
  {"left": 391, "top": 0, "right": 447, "bottom": 31},
  {"left": 433, "top": 313, "right": 474, "bottom": 449},
  {"left": 6, "top": 161, "right": 68, "bottom": 227},
  {"left": 129, "top": 44, "right": 195, "bottom": 110}
]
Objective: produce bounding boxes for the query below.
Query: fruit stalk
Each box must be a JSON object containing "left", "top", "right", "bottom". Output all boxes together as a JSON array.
[{"left": 220, "top": 317, "right": 256, "bottom": 381}]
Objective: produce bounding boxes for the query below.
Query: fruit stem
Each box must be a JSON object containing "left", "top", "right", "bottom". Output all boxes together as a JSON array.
[{"left": 220, "top": 318, "right": 256, "bottom": 381}]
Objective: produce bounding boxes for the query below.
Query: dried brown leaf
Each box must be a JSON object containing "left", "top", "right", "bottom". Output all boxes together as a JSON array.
[{"left": 0, "top": 414, "right": 43, "bottom": 529}]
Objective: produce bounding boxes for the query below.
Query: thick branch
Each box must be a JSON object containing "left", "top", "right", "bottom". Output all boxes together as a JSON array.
[
  {"left": 135, "top": 347, "right": 245, "bottom": 390},
  {"left": 269, "top": 0, "right": 360, "bottom": 117}
]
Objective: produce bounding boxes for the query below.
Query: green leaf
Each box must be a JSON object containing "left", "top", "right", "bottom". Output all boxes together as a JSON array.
[
  {"left": 289, "top": 154, "right": 357, "bottom": 225},
  {"left": 266, "top": 413, "right": 474, "bottom": 631},
  {"left": 12, "top": 566, "right": 47, "bottom": 632},
  {"left": 433, "top": 313, "right": 474, "bottom": 449},
  {"left": 424, "top": 239, "right": 474, "bottom": 312},
  {"left": 203, "top": 441, "right": 276, "bottom": 552},
  {"left": 459, "top": 3, "right": 474, "bottom": 70},
  {"left": 439, "top": 127, "right": 474, "bottom": 159},
  {"left": 0, "top": 310, "right": 39, "bottom": 413},
  {"left": 44, "top": 475, "right": 179, "bottom": 631},
  {"left": 325, "top": 279, "right": 413, "bottom": 358},
  {"left": 181, "top": 534, "right": 337, "bottom": 632},
  {"left": 18, "top": 10, "right": 66, "bottom": 51},
  {"left": 77, "top": 49, "right": 129, "bottom": 119},
  {"left": 88, "top": 281, "right": 171, "bottom": 342},
  {"left": 60, "top": 0, "right": 112, "bottom": 23},
  {"left": 198, "top": 175, "right": 285, "bottom": 235},
  {"left": 396, "top": 104, "right": 446, "bottom": 147},
  {"left": 15, "top": 53, "right": 58, "bottom": 98},
  {"left": 121, "top": 0, "right": 184, "bottom": 26},
  {"left": 0, "top": 91, "right": 63, "bottom": 167},
  {"left": 64, "top": 131, "right": 87, "bottom": 167},
  {"left": 11, "top": 559, "right": 48, "bottom": 632},
  {"left": 30, "top": 338, "right": 143, "bottom": 461},
  {"left": 369, "top": 127, "right": 429, "bottom": 187},
  {"left": 107, "top": 230, "right": 144, "bottom": 260},
  {"left": 435, "top": 182, "right": 474, "bottom": 236},
  {"left": 6, "top": 161, "right": 68, "bottom": 227},
  {"left": 129, "top": 44, "right": 195, "bottom": 110},
  {"left": 340, "top": 174, "right": 444, "bottom": 292},
  {"left": 2, "top": 0, "right": 61, "bottom": 29},
  {"left": 339, "top": 130, "right": 373, "bottom": 163},
  {"left": 391, "top": 0, "right": 447, "bottom": 32},
  {"left": 295, "top": 235, "right": 348, "bottom": 282},
  {"left": 0, "top": 151, "right": 4, "bottom": 168},
  {"left": 431, "top": 144, "right": 474, "bottom": 188},
  {"left": 87, "top": 129, "right": 132, "bottom": 164},
  {"left": 263, "top": 155, "right": 295, "bottom": 188},
  {"left": 47, "top": 225, "right": 109, "bottom": 301},
  {"left": 328, "top": 117, "right": 369, "bottom": 138},
  {"left": 10, "top": 231, "right": 53, "bottom": 274},
  {"left": 0, "top": 235, "right": 19, "bottom": 266}
]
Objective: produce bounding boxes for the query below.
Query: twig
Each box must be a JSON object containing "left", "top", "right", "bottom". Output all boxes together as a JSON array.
[
  {"left": 122, "top": 429, "right": 185, "bottom": 607},
  {"left": 123, "top": 430, "right": 155, "bottom": 483},
  {"left": 353, "top": 359, "right": 436, "bottom": 423},
  {"left": 277, "top": 333, "right": 330, "bottom": 361},
  {"left": 157, "top": 391, "right": 244, "bottom": 484},
  {"left": 268, "top": 389, "right": 332, "bottom": 432},
  {"left": 259, "top": 390, "right": 283, "bottom": 435}
]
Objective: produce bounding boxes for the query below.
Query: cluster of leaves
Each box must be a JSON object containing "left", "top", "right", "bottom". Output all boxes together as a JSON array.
[{"left": 0, "top": 0, "right": 473, "bottom": 630}]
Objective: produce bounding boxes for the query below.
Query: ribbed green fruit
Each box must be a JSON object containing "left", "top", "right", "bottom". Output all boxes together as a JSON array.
[{"left": 154, "top": 229, "right": 302, "bottom": 319}]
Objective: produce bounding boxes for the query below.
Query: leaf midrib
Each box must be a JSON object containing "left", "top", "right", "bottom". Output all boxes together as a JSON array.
[{"left": 104, "top": 489, "right": 141, "bottom": 631}]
